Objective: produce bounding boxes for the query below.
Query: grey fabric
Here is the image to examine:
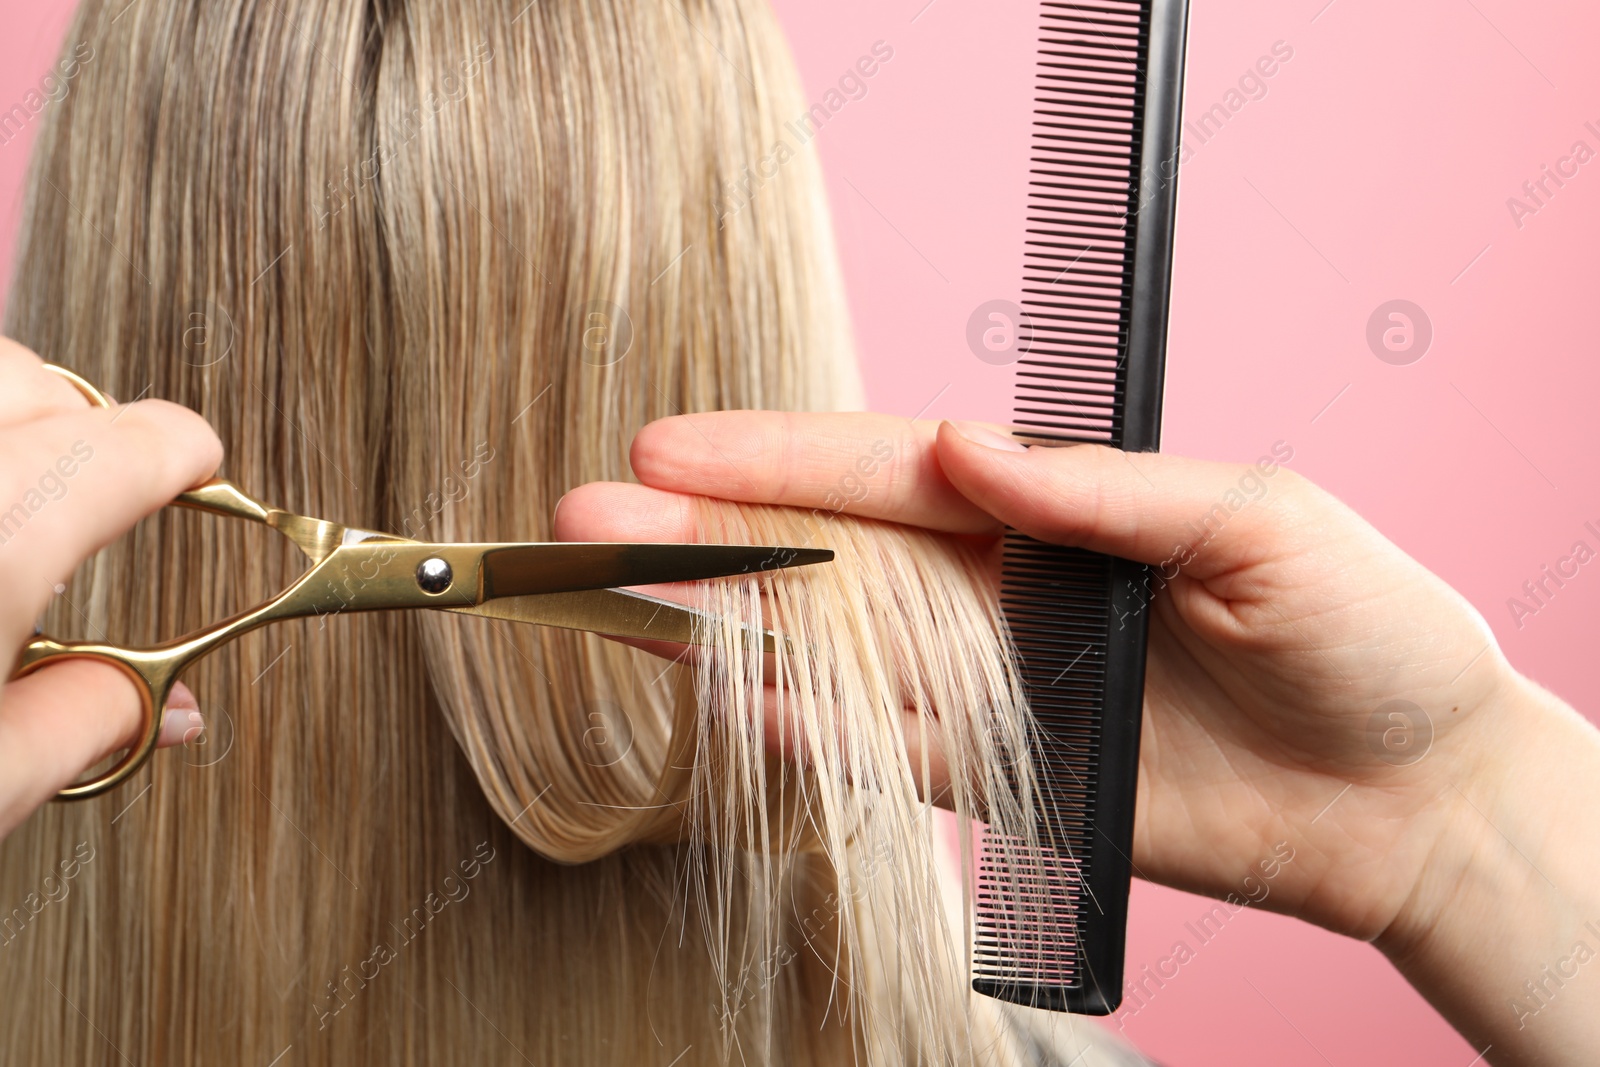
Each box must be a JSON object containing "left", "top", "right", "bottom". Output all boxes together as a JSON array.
[{"left": 997, "top": 1002, "right": 1161, "bottom": 1067}]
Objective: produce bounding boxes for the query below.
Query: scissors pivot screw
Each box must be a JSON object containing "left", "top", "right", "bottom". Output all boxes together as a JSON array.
[{"left": 415, "top": 558, "right": 453, "bottom": 595}]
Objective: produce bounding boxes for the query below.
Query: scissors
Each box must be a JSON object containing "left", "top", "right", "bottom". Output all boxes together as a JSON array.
[{"left": 16, "top": 364, "right": 831, "bottom": 801}]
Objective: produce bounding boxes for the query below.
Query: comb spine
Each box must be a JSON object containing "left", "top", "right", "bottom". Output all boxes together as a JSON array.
[{"left": 1122, "top": 0, "right": 1186, "bottom": 455}]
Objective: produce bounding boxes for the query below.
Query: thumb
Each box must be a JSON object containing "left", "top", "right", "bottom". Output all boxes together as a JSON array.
[{"left": 935, "top": 421, "right": 1308, "bottom": 580}]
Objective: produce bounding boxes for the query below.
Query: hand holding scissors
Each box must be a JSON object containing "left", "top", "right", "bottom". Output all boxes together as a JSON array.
[
  {"left": 0, "top": 346, "right": 829, "bottom": 831},
  {"left": 0, "top": 341, "right": 223, "bottom": 834}
]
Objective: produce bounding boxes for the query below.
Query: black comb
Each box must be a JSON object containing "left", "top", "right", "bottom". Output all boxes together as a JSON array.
[{"left": 971, "top": 0, "right": 1189, "bottom": 1015}]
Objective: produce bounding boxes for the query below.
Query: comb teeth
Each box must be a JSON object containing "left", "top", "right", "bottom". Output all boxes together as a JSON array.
[
  {"left": 1018, "top": 0, "right": 1148, "bottom": 446},
  {"left": 973, "top": 0, "right": 1187, "bottom": 1016},
  {"left": 976, "top": 543, "right": 1114, "bottom": 1010}
]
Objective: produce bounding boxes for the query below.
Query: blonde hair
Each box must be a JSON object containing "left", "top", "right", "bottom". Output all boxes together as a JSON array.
[{"left": 1, "top": 1, "right": 1134, "bottom": 1063}]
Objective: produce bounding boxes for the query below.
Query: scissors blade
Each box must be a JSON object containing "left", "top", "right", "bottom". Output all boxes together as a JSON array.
[
  {"left": 447, "top": 588, "right": 789, "bottom": 654},
  {"left": 304, "top": 542, "right": 830, "bottom": 617},
  {"left": 477, "top": 543, "right": 832, "bottom": 600}
]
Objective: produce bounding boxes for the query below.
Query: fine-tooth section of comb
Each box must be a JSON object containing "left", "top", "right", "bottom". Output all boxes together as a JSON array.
[{"left": 971, "top": 0, "right": 1188, "bottom": 1015}]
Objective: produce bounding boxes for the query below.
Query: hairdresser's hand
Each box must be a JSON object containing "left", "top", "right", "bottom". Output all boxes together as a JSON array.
[
  {"left": 0, "top": 339, "right": 222, "bottom": 839},
  {"left": 562, "top": 409, "right": 1518, "bottom": 934},
  {"left": 561, "top": 410, "right": 1600, "bottom": 1064}
]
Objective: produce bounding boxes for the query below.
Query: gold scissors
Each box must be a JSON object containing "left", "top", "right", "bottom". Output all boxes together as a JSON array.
[{"left": 17, "top": 365, "right": 830, "bottom": 801}]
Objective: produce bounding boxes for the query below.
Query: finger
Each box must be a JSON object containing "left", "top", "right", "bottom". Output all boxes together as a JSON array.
[
  {"left": 0, "top": 339, "right": 100, "bottom": 426},
  {"left": 554, "top": 482, "right": 699, "bottom": 543},
  {"left": 0, "top": 663, "right": 203, "bottom": 836},
  {"left": 159, "top": 681, "right": 207, "bottom": 747},
  {"left": 935, "top": 421, "right": 1310, "bottom": 579},
  {"left": 0, "top": 399, "right": 223, "bottom": 634},
  {"left": 629, "top": 411, "right": 999, "bottom": 534}
]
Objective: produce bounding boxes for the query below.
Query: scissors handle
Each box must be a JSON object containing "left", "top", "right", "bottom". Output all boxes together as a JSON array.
[
  {"left": 13, "top": 640, "right": 178, "bottom": 800},
  {"left": 34, "top": 364, "right": 469, "bottom": 796},
  {"left": 29, "top": 365, "right": 297, "bottom": 799}
]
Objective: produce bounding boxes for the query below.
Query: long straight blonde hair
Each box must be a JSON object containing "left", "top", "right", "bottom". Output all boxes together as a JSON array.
[{"left": 1, "top": 1, "right": 1136, "bottom": 1063}]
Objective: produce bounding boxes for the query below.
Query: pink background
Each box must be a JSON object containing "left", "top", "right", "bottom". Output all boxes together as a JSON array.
[{"left": 3, "top": 1, "right": 1596, "bottom": 1063}]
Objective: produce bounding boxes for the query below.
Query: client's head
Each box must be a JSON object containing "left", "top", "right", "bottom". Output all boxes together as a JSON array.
[{"left": 0, "top": 2, "right": 1045, "bottom": 1064}]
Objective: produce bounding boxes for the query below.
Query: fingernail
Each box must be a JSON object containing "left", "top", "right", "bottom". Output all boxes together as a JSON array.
[
  {"left": 157, "top": 707, "right": 206, "bottom": 747},
  {"left": 950, "top": 421, "right": 1028, "bottom": 453},
  {"left": 157, "top": 681, "right": 203, "bottom": 747}
]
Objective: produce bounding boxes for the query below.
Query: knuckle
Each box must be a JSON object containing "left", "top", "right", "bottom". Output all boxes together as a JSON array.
[
  {"left": 767, "top": 417, "right": 800, "bottom": 503},
  {"left": 1271, "top": 465, "right": 1310, "bottom": 495},
  {"left": 1040, "top": 462, "right": 1106, "bottom": 544},
  {"left": 674, "top": 492, "right": 699, "bottom": 541},
  {"left": 1078, "top": 476, "right": 1112, "bottom": 538},
  {"left": 1263, "top": 467, "right": 1321, "bottom": 525},
  {"left": 879, "top": 437, "right": 914, "bottom": 513}
]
